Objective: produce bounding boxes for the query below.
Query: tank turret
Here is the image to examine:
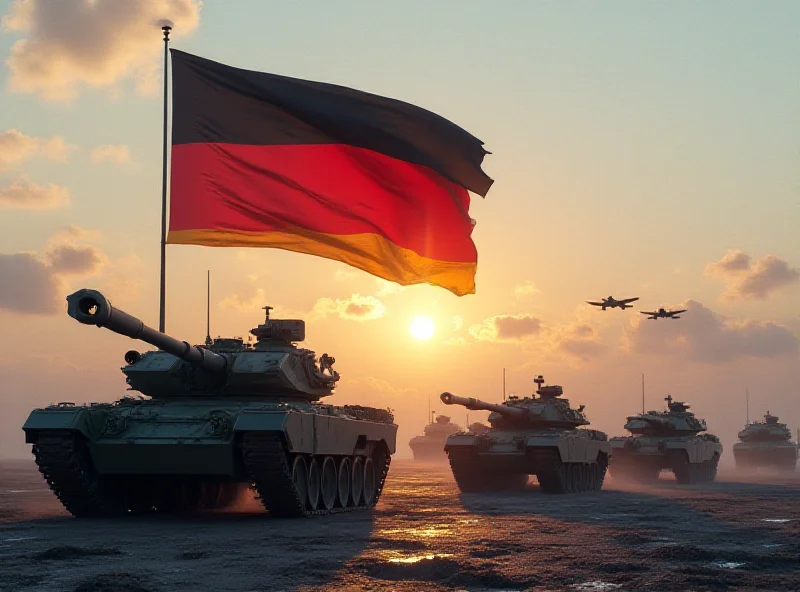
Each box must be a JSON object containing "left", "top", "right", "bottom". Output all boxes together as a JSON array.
[
  {"left": 65, "top": 288, "right": 339, "bottom": 399},
  {"left": 621, "top": 395, "right": 708, "bottom": 436},
  {"left": 737, "top": 412, "right": 793, "bottom": 443},
  {"left": 440, "top": 375, "right": 590, "bottom": 429}
]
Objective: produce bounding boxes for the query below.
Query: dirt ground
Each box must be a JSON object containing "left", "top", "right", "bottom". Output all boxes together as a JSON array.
[{"left": 0, "top": 457, "right": 798, "bottom": 592}]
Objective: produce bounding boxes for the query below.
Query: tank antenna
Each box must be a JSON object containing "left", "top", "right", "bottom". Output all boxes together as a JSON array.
[
  {"left": 428, "top": 393, "right": 431, "bottom": 425},
  {"left": 502, "top": 367, "right": 506, "bottom": 401},
  {"left": 745, "top": 386, "right": 749, "bottom": 424},
  {"left": 641, "top": 373, "right": 645, "bottom": 414},
  {"left": 205, "top": 269, "right": 211, "bottom": 346}
]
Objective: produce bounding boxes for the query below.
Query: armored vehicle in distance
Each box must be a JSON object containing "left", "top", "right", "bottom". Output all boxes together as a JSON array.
[
  {"left": 440, "top": 376, "right": 610, "bottom": 494},
  {"left": 409, "top": 415, "right": 462, "bottom": 461},
  {"left": 609, "top": 395, "right": 721, "bottom": 484},
  {"left": 732, "top": 412, "right": 798, "bottom": 471},
  {"left": 22, "top": 289, "right": 397, "bottom": 518}
]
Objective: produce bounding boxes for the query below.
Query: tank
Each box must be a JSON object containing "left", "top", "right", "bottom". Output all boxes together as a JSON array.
[
  {"left": 408, "top": 415, "right": 462, "bottom": 461},
  {"left": 732, "top": 412, "right": 798, "bottom": 471},
  {"left": 439, "top": 375, "right": 610, "bottom": 494},
  {"left": 609, "top": 395, "right": 722, "bottom": 484},
  {"left": 22, "top": 288, "right": 397, "bottom": 518}
]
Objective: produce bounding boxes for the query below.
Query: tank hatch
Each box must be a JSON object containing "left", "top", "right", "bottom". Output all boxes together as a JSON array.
[
  {"left": 534, "top": 375, "right": 564, "bottom": 398},
  {"left": 250, "top": 306, "right": 305, "bottom": 345},
  {"left": 665, "top": 395, "right": 690, "bottom": 413}
]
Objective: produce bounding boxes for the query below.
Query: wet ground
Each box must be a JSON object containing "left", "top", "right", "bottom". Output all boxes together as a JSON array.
[{"left": 1, "top": 457, "right": 798, "bottom": 591}]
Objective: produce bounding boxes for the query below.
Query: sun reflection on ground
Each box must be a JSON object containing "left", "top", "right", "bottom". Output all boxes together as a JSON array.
[
  {"left": 379, "top": 525, "right": 452, "bottom": 538},
  {"left": 386, "top": 553, "right": 454, "bottom": 564}
]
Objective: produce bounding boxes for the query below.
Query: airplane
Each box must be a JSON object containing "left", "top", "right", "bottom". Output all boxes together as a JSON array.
[
  {"left": 585, "top": 296, "right": 639, "bottom": 311},
  {"left": 640, "top": 307, "right": 687, "bottom": 320}
]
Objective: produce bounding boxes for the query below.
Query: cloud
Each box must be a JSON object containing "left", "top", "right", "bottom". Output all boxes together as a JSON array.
[
  {"left": 333, "top": 268, "right": 359, "bottom": 282},
  {"left": 46, "top": 244, "right": 104, "bottom": 275},
  {"left": 90, "top": 144, "right": 130, "bottom": 164},
  {"left": 0, "top": 228, "right": 105, "bottom": 315},
  {"left": 346, "top": 376, "right": 418, "bottom": 398},
  {"left": 1, "top": 0, "right": 202, "bottom": 101},
  {"left": 707, "top": 249, "right": 751, "bottom": 273},
  {"left": 624, "top": 299, "right": 798, "bottom": 363},
  {"left": 555, "top": 323, "right": 604, "bottom": 362},
  {"left": 706, "top": 250, "right": 799, "bottom": 300},
  {"left": 313, "top": 293, "right": 386, "bottom": 322},
  {"left": 514, "top": 281, "right": 540, "bottom": 296},
  {"left": 468, "top": 314, "right": 543, "bottom": 342},
  {"left": 375, "top": 278, "right": 405, "bottom": 297},
  {"left": 452, "top": 315, "right": 464, "bottom": 331},
  {"left": 0, "top": 179, "right": 69, "bottom": 209},
  {"left": 219, "top": 288, "right": 267, "bottom": 313},
  {"left": 0, "top": 129, "right": 75, "bottom": 172}
]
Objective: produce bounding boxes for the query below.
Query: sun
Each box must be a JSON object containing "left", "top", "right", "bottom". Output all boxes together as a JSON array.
[{"left": 409, "top": 316, "right": 435, "bottom": 340}]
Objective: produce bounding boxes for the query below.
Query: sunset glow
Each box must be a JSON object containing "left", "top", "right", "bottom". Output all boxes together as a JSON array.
[
  {"left": 409, "top": 317, "right": 435, "bottom": 341},
  {"left": 0, "top": 2, "right": 797, "bottom": 467}
]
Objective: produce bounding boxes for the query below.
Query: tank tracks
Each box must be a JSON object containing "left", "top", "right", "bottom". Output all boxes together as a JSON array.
[
  {"left": 31, "top": 430, "right": 390, "bottom": 518},
  {"left": 242, "top": 432, "right": 390, "bottom": 517},
  {"left": 670, "top": 453, "right": 719, "bottom": 485},
  {"left": 529, "top": 449, "right": 607, "bottom": 494},
  {"left": 447, "top": 449, "right": 607, "bottom": 494},
  {"left": 32, "top": 431, "right": 125, "bottom": 517}
]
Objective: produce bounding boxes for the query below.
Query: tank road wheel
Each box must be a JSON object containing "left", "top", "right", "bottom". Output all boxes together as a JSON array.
[
  {"left": 351, "top": 457, "right": 364, "bottom": 506},
  {"left": 320, "top": 456, "right": 337, "bottom": 511},
  {"left": 307, "top": 458, "right": 321, "bottom": 511},
  {"left": 337, "top": 457, "right": 352, "bottom": 507},
  {"left": 291, "top": 456, "right": 309, "bottom": 510},
  {"left": 362, "top": 457, "right": 377, "bottom": 507}
]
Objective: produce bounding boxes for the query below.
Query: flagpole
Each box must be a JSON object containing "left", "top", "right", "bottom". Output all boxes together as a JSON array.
[{"left": 159, "top": 25, "right": 172, "bottom": 333}]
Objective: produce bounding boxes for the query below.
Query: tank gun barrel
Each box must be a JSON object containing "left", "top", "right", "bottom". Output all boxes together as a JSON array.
[
  {"left": 66, "top": 289, "right": 226, "bottom": 373},
  {"left": 440, "top": 392, "right": 527, "bottom": 418}
]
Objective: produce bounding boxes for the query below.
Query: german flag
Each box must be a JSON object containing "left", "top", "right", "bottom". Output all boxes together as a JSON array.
[{"left": 167, "top": 50, "right": 493, "bottom": 296}]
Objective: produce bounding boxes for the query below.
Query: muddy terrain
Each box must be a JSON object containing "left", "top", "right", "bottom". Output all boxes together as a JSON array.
[{"left": 1, "top": 458, "right": 798, "bottom": 591}]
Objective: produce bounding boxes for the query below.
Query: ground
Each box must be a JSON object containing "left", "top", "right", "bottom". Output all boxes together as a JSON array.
[{"left": 0, "top": 458, "right": 798, "bottom": 592}]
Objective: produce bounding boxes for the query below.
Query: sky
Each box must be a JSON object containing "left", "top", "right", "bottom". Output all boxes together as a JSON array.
[{"left": 1, "top": 0, "right": 798, "bottom": 460}]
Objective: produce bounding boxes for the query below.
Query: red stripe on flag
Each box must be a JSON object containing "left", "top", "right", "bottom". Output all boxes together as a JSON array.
[{"left": 169, "top": 143, "right": 477, "bottom": 263}]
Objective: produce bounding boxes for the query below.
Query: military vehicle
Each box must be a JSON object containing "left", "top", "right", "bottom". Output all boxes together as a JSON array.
[
  {"left": 439, "top": 375, "right": 610, "bottom": 494},
  {"left": 732, "top": 412, "right": 798, "bottom": 471},
  {"left": 22, "top": 288, "right": 397, "bottom": 518},
  {"left": 609, "top": 395, "right": 721, "bottom": 484},
  {"left": 408, "top": 414, "right": 462, "bottom": 461}
]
